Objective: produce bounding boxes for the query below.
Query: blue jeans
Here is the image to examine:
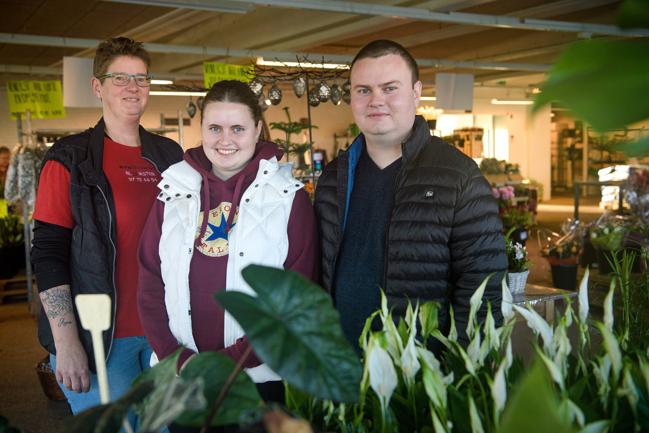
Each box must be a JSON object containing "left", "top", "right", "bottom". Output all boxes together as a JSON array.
[{"left": 51, "top": 336, "right": 153, "bottom": 429}]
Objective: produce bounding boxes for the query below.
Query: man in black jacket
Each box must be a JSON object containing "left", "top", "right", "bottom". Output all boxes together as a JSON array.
[
  {"left": 31, "top": 37, "right": 183, "bottom": 423},
  {"left": 315, "top": 40, "right": 506, "bottom": 351}
]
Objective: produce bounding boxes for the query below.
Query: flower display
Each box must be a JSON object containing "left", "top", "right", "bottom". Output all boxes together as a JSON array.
[{"left": 506, "top": 239, "right": 530, "bottom": 272}]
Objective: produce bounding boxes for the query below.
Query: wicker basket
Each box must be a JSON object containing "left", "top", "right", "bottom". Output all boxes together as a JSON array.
[
  {"left": 506, "top": 270, "right": 529, "bottom": 296},
  {"left": 36, "top": 355, "right": 67, "bottom": 402}
]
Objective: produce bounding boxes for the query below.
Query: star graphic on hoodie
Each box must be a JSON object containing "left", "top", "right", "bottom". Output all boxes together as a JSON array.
[{"left": 205, "top": 213, "right": 228, "bottom": 241}]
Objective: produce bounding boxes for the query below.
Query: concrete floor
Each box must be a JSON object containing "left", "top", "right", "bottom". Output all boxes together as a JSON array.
[{"left": 0, "top": 195, "right": 603, "bottom": 433}]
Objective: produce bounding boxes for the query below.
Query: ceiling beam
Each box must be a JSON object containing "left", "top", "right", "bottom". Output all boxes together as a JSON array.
[
  {"left": 0, "top": 32, "right": 550, "bottom": 72},
  {"left": 108, "top": 0, "right": 649, "bottom": 37},
  {"left": 0, "top": 63, "right": 202, "bottom": 80},
  {"left": 104, "top": 0, "right": 254, "bottom": 13}
]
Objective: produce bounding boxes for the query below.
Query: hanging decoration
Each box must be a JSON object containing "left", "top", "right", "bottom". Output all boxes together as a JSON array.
[
  {"left": 342, "top": 79, "right": 352, "bottom": 104},
  {"left": 292, "top": 76, "right": 306, "bottom": 98},
  {"left": 268, "top": 84, "right": 282, "bottom": 105},
  {"left": 258, "top": 91, "right": 270, "bottom": 112},
  {"left": 196, "top": 96, "right": 205, "bottom": 111},
  {"left": 185, "top": 97, "right": 197, "bottom": 118},
  {"left": 249, "top": 78, "right": 264, "bottom": 97},
  {"left": 317, "top": 81, "right": 331, "bottom": 103},
  {"left": 330, "top": 84, "right": 342, "bottom": 106},
  {"left": 308, "top": 88, "right": 320, "bottom": 107}
]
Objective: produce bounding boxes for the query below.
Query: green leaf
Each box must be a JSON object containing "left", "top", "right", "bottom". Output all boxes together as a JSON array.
[
  {"left": 533, "top": 39, "right": 649, "bottom": 131},
  {"left": 618, "top": 0, "right": 649, "bottom": 28},
  {"left": 66, "top": 380, "right": 155, "bottom": 433},
  {"left": 175, "top": 352, "right": 262, "bottom": 427},
  {"left": 215, "top": 265, "right": 362, "bottom": 403},
  {"left": 499, "top": 362, "right": 576, "bottom": 433},
  {"left": 621, "top": 136, "right": 649, "bottom": 157}
]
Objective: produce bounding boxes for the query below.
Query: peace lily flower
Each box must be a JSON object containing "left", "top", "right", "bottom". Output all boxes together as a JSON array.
[
  {"left": 491, "top": 359, "right": 508, "bottom": 418},
  {"left": 367, "top": 339, "right": 398, "bottom": 412},
  {"left": 603, "top": 279, "right": 616, "bottom": 332},
  {"left": 501, "top": 278, "right": 514, "bottom": 322},
  {"left": 513, "top": 304, "right": 555, "bottom": 356},
  {"left": 400, "top": 305, "right": 421, "bottom": 385},
  {"left": 467, "top": 275, "right": 490, "bottom": 339}
]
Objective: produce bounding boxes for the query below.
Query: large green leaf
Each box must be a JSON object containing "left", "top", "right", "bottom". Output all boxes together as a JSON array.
[
  {"left": 533, "top": 39, "right": 649, "bottom": 132},
  {"left": 215, "top": 265, "right": 362, "bottom": 403},
  {"left": 618, "top": 0, "right": 649, "bottom": 28},
  {"left": 66, "top": 380, "right": 154, "bottom": 433},
  {"left": 174, "top": 352, "right": 262, "bottom": 427},
  {"left": 499, "top": 362, "right": 576, "bottom": 433}
]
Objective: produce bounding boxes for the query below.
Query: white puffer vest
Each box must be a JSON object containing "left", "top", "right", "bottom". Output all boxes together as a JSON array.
[{"left": 153, "top": 156, "right": 302, "bottom": 383}]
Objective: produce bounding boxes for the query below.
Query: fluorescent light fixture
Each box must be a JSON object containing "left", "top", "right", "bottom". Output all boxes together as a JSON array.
[
  {"left": 256, "top": 57, "right": 349, "bottom": 70},
  {"left": 150, "top": 91, "right": 206, "bottom": 96},
  {"left": 151, "top": 79, "right": 174, "bottom": 85},
  {"left": 420, "top": 96, "right": 436, "bottom": 101},
  {"left": 491, "top": 98, "right": 533, "bottom": 105}
]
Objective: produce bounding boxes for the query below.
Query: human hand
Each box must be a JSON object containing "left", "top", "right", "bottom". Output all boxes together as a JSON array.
[{"left": 55, "top": 338, "right": 90, "bottom": 393}]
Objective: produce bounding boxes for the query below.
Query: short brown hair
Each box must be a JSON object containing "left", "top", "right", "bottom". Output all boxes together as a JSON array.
[
  {"left": 351, "top": 39, "right": 419, "bottom": 84},
  {"left": 93, "top": 37, "right": 151, "bottom": 79},
  {"left": 201, "top": 80, "right": 263, "bottom": 127}
]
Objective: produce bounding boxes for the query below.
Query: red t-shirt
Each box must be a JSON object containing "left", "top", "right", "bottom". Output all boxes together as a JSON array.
[{"left": 33, "top": 137, "right": 161, "bottom": 337}]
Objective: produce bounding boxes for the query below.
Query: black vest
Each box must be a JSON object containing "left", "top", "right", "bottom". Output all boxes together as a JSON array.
[
  {"left": 36, "top": 118, "right": 183, "bottom": 372},
  {"left": 315, "top": 116, "right": 506, "bottom": 344}
]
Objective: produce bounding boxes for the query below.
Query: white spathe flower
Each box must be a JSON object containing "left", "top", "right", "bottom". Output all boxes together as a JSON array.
[
  {"left": 513, "top": 304, "right": 555, "bottom": 356},
  {"left": 501, "top": 278, "right": 514, "bottom": 322},
  {"left": 468, "top": 394, "right": 485, "bottom": 433},
  {"left": 368, "top": 342, "right": 398, "bottom": 409},
  {"left": 597, "top": 323, "right": 622, "bottom": 381},
  {"left": 578, "top": 267, "right": 590, "bottom": 324},
  {"left": 491, "top": 359, "right": 508, "bottom": 417},
  {"left": 466, "top": 275, "right": 490, "bottom": 339},
  {"left": 537, "top": 347, "right": 565, "bottom": 391},
  {"left": 603, "top": 279, "right": 616, "bottom": 332},
  {"left": 400, "top": 333, "right": 421, "bottom": 384}
]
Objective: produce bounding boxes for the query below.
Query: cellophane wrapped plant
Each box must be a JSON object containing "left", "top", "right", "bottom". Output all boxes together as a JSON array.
[
  {"left": 539, "top": 222, "right": 582, "bottom": 266},
  {"left": 286, "top": 271, "right": 649, "bottom": 433},
  {"left": 589, "top": 214, "right": 627, "bottom": 252}
]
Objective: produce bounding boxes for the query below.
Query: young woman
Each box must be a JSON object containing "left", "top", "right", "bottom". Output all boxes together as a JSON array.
[
  {"left": 137, "top": 80, "right": 318, "bottom": 429},
  {"left": 31, "top": 37, "right": 183, "bottom": 422}
]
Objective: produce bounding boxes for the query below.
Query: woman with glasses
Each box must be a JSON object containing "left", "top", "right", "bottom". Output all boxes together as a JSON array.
[{"left": 31, "top": 37, "right": 183, "bottom": 426}]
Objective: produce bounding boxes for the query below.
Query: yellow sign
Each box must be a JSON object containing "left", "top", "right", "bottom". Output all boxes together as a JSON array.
[
  {"left": 6, "top": 80, "right": 66, "bottom": 119},
  {"left": 203, "top": 62, "right": 253, "bottom": 89}
]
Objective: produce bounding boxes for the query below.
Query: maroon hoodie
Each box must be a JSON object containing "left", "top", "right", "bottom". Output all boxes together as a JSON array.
[{"left": 137, "top": 141, "right": 318, "bottom": 370}]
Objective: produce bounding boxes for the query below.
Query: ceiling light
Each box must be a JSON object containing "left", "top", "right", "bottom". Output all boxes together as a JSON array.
[
  {"left": 151, "top": 79, "right": 174, "bottom": 85},
  {"left": 256, "top": 57, "right": 349, "bottom": 70},
  {"left": 420, "top": 96, "right": 436, "bottom": 101},
  {"left": 150, "top": 91, "right": 206, "bottom": 96},
  {"left": 491, "top": 98, "right": 533, "bottom": 105}
]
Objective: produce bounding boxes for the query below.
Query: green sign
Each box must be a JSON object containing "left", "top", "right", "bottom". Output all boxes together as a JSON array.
[
  {"left": 203, "top": 62, "right": 253, "bottom": 89},
  {"left": 6, "top": 80, "right": 66, "bottom": 119}
]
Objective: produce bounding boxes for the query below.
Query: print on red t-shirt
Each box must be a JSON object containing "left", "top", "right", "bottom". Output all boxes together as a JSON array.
[{"left": 33, "top": 137, "right": 162, "bottom": 338}]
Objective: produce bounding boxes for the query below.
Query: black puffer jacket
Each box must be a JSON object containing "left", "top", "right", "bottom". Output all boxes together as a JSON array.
[
  {"left": 315, "top": 116, "right": 506, "bottom": 344},
  {"left": 32, "top": 118, "right": 183, "bottom": 372}
]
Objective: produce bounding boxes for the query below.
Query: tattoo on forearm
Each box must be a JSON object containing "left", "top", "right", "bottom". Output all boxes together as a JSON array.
[
  {"left": 41, "top": 287, "right": 73, "bottom": 320},
  {"left": 57, "top": 317, "right": 73, "bottom": 328}
]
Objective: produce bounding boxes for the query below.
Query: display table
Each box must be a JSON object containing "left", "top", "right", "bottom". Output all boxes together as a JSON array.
[{"left": 512, "top": 283, "right": 577, "bottom": 322}]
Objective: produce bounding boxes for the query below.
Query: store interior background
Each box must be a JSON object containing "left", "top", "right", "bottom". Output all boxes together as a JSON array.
[{"left": 1, "top": 1, "right": 648, "bottom": 432}]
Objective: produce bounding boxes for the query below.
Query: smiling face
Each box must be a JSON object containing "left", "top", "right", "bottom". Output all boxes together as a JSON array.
[
  {"left": 350, "top": 53, "right": 422, "bottom": 147},
  {"left": 92, "top": 55, "right": 149, "bottom": 125},
  {"left": 201, "top": 101, "right": 262, "bottom": 180}
]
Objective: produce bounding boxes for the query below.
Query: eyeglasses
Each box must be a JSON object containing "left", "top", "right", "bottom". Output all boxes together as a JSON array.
[{"left": 97, "top": 72, "right": 152, "bottom": 87}]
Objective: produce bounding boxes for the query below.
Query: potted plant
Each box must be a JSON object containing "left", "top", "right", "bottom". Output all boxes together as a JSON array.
[
  {"left": 493, "top": 185, "right": 534, "bottom": 245},
  {"left": 589, "top": 217, "right": 626, "bottom": 274},
  {"left": 505, "top": 227, "right": 530, "bottom": 295},
  {"left": 270, "top": 107, "right": 317, "bottom": 173},
  {"left": 0, "top": 215, "right": 25, "bottom": 279},
  {"left": 542, "top": 231, "right": 580, "bottom": 291}
]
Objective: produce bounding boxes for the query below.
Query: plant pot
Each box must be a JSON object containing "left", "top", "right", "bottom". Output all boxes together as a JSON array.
[
  {"left": 0, "top": 244, "right": 24, "bottom": 279},
  {"left": 506, "top": 270, "right": 528, "bottom": 295},
  {"left": 551, "top": 264, "right": 578, "bottom": 291}
]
